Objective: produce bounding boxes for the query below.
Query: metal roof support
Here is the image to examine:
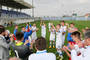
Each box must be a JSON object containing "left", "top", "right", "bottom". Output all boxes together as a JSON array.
[
  {"left": 32, "top": 0, "right": 34, "bottom": 21},
  {"left": 7, "top": 7, "right": 9, "bottom": 10},
  {"left": 0, "top": 0, "right": 32, "bottom": 9},
  {"left": 20, "top": 9, "right": 21, "bottom": 12}
]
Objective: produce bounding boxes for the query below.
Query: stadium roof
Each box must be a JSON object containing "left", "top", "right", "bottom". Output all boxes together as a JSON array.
[{"left": 0, "top": 0, "right": 33, "bottom": 9}]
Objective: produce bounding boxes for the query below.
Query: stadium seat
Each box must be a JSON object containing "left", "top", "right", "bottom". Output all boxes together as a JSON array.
[{"left": 0, "top": 9, "right": 31, "bottom": 19}]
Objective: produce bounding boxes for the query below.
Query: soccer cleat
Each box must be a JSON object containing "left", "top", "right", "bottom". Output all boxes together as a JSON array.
[
  {"left": 60, "top": 56, "right": 63, "bottom": 60},
  {"left": 60, "top": 58, "right": 62, "bottom": 60},
  {"left": 49, "top": 46, "right": 51, "bottom": 48},
  {"left": 59, "top": 54, "right": 63, "bottom": 60},
  {"left": 53, "top": 45, "right": 55, "bottom": 48}
]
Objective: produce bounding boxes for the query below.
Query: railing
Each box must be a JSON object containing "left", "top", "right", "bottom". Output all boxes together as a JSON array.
[
  {"left": 0, "top": 18, "right": 34, "bottom": 25},
  {"left": 35, "top": 17, "right": 90, "bottom": 21}
]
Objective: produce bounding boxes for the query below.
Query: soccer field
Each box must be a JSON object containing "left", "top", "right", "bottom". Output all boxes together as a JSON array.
[{"left": 6, "top": 20, "right": 90, "bottom": 60}]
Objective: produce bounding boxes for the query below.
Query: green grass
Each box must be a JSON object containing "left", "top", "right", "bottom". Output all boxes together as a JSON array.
[{"left": 6, "top": 20, "right": 90, "bottom": 60}]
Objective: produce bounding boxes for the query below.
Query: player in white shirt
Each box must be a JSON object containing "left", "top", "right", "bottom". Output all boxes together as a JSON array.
[
  {"left": 28, "top": 37, "right": 56, "bottom": 60},
  {"left": 62, "top": 31, "right": 83, "bottom": 60},
  {"left": 61, "top": 21, "right": 67, "bottom": 45},
  {"left": 48, "top": 22, "right": 51, "bottom": 31},
  {"left": 70, "top": 31, "right": 83, "bottom": 59},
  {"left": 71, "top": 30, "right": 90, "bottom": 60},
  {"left": 81, "top": 30, "right": 90, "bottom": 60},
  {"left": 49, "top": 24, "right": 56, "bottom": 48},
  {"left": 40, "top": 21, "right": 46, "bottom": 38},
  {"left": 68, "top": 23, "right": 78, "bottom": 33},
  {"left": 31, "top": 24, "right": 38, "bottom": 43},
  {"left": 56, "top": 24, "right": 63, "bottom": 58}
]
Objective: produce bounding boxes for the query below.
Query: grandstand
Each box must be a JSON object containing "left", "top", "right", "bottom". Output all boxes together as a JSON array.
[{"left": 0, "top": 0, "right": 33, "bottom": 25}]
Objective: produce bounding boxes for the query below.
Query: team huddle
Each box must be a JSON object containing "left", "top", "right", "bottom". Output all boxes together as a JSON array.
[
  {"left": 27, "top": 21, "right": 67, "bottom": 58},
  {"left": 48, "top": 21, "right": 67, "bottom": 58},
  {"left": 0, "top": 20, "right": 90, "bottom": 60}
]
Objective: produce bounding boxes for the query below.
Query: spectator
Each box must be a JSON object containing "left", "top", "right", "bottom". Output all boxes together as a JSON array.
[
  {"left": 5, "top": 30, "right": 10, "bottom": 44},
  {"left": 0, "top": 25, "right": 13, "bottom": 60},
  {"left": 4, "top": 22, "right": 7, "bottom": 27},
  {"left": 7, "top": 23, "right": 10, "bottom": 27},
  {"left": 28, "top": 37, "right": 56, "bottom": 60}
]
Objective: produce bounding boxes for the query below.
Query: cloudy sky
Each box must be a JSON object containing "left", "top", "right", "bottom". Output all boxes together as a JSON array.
[{"left": 23, "top": 0, "right": 90, "bottom": 17}]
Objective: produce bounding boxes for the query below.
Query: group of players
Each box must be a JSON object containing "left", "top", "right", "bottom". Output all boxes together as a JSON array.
[
  {"left": 22, "top": 21, "right": 75, "bottom": 59},
  {"left": 0, "top": 20, "right": 90, "bottom": 60},
  {"left": 13, "top": 21, "right": 67, "bottom": 58},
  {"left": 13, "top": 20, "right": 90, "bottom": 60},
  {"left": 28, "top": 21, "right": 67, "bottom": 57}
]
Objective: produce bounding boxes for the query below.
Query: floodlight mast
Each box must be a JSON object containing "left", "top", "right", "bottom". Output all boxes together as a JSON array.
[{"left": 32, "top": 0, "right": 34, "bottom": 21}]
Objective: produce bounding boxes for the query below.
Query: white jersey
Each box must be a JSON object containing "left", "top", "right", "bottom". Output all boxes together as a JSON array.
[
  {"left": 71, "top": 46, "right": 90, "bottom": 60},
  {"left": 48, "top": 23, "right": 51, "bottom": 31},
  {"left": 41, "top": 25, "right": 46, "bottom": 38},
  {"left": 71, "top": 49, "right": 82, "bottom": 60},
  {"left": 82, "top": 46, "right": 90, "bottom": 60},
  {"left": 56, "top": 29, "right": 63, "bottom": 48},
  {"left": 61, "top": 25, "right": 67, "bottom": 45},
  {"left": 31, "top": 26, "right": 37, "bottom": 40},
  {"left": 28, "top": 50, "right": 56, "bottom": 60},
  {"left": 61, "top": 25, "right": 67, "bottom": 33},
  {"left": 50, "top": 28, "right": 56, "bottom": 41},
  {"left": 28, "top": 36, "right": 32, "bottom": 43}
]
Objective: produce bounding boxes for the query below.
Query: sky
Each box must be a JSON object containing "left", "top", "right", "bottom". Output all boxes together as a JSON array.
[{"left": 21, "top": 0, "right": 90, "bottom": 17}]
